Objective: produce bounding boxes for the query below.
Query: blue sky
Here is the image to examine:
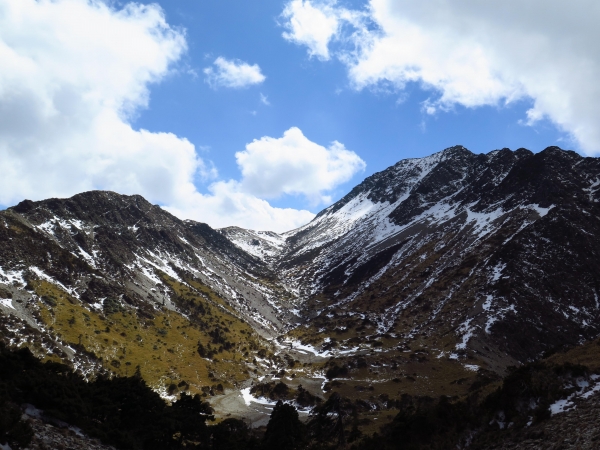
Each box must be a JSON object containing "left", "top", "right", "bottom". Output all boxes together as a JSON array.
[
  {"left": 0, "top": 0, "right": 595, "bottom": 231},
  {"left": 134, "top": 0, "right": 566, "bottom": 211}
]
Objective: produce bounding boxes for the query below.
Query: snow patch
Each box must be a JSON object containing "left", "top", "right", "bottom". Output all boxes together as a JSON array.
[
  {"left": 0, "top": 298, "right": 14, "bottom": 309},
  {"left": 482, "top": 295, "right": 493, "bottom": 311},
  {"left": 0, "top": 267, "right": 25, "bottom": 286},
  {"left": 527, "top": 204, "right": 554, "bottom": 217},
  {"left": 456, "top": 318, "right": 476, "bottom": 350},
  {"left": 550, "top": 398, "right": 575, "bottom": 415},
  {"left": 78, "top": 246, "right": 96, "bottom": 268},
  {"left": 275, "top": 339, "right": 332, "bottom": 357},
  {"left": 548, "top": 375, "right": 600, "bottom": 416},
  {"left": 241, "top": 387, "right": 279, "bottom": 407},
  {"left": 90, "top": 301, "right": 104, "bottom": 311},
  {"left": 491, "top": 263, "right": 506, "bottom": 282}
]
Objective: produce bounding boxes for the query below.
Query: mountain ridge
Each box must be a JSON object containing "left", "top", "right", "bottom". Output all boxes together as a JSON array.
[
  {"left": 224, "top": 145, "right": 600, "bottom": 372},
  {"left": 3, "top": 145, "right": 600, "bottom": 438}
]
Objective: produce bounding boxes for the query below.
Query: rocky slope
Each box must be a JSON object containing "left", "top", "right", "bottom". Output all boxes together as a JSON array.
[
  {"left": 5, "top": 191, "right": 299, "bottom": 332},
  {"left": 0, "top": 191, "right": 300, "bottom": 396},
  {"left": 492, "top": 390, "right": 600, "bottom": 450},
  {"left": 235, "top": 146, "right": 600, "bottom": 376}
]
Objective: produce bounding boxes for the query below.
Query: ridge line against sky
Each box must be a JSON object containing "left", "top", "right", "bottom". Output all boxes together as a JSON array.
[{"left": 0, "top": 0, "right": 597, "bottom": 232}]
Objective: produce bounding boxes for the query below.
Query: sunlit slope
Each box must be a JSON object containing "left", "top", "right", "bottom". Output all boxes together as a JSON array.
[{"left": 0, "top": 191, "right": 288, "bottom": 396}]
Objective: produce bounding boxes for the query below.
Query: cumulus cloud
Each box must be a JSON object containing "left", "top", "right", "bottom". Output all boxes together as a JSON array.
[
  {"left": 166, "top": 127, "right": 365, "bottom": 230},
  {"left": 236, "top": 127, "right": 365, "bottom": 204},
  {"left": 0, "top": 0, "right": 193, "bottom": 205},
  {"left": 165, "top": 181, "right": 315, "bottom": 232},
  {"left": 281, "top": 0, "right": 342, "bottom": 60},
  {"left": 203, "top": 57, "right": 266, "bottom": 89},
  {"left": 0, "top": 0, "right": 334, "bottom": 232},
  {"left": 281, "top": 0, "right": 600, "bottom": 154}
]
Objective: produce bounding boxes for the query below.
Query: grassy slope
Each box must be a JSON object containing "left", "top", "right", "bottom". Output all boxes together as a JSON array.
[{"left": 32, "top": 272, "right": 270, "bottom": 397}]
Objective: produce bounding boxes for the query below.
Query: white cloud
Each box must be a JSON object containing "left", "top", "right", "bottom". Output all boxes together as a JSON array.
[
  {"left": 166, "top": 126, "right": 365, "bottom": 231},
  {"left": 0, "top": 0, "right": 192, "bottom": 205},
  {"left": 0, "top": 0, "right": 322, "bottom": 232},
  {"left": 203, "top": 57, "right": 266, "bottom": 89},
  {"left": 236, "top": 127, "right": 366, "bottom": 204},
  {"left": 168, "top": 127, "right": 365, "bottom": 232},
  {"left": 260, "top": 93, "right": 270, "bottom": 105},
  {"left": 281, "top": 0, "right": 341, "bottom": 60},
  {"left": 281, "top": 0, "right": 600, "bottom": 154},
  {"left": 165, "top": 181, "right": 315, "bottom": 232}
]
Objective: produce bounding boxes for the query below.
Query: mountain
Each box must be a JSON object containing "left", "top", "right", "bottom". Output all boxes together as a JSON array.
[
  {"left": 0, "top": 191, "right": 301, "bottom": 396},
  {"left": 2, "top": 145, "right": 600, "bottom": 440},
  {"left": 251, "top": 146, "right": 600, "bottom": 371},
  {"left": 220, "top": 145, "right": 600, "bottom": 416}
]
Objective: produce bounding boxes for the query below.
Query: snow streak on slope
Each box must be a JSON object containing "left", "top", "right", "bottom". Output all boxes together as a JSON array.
[
  {"left": 222, "top": 146, "right": 600, "bottom": 368},
  {"left": 1, "top": 191, "right": 299, "bottom": 339},
  {"left": 219, "top": 227, "right": 286, "bottom": 264},
  {"left": 284, "top": 149, "right": 447, "bottom": 252}
]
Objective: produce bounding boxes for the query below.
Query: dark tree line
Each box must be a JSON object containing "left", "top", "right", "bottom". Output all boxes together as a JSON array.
[
  {"left": 0, "top": 344, "right": 257, "bottom": 449},
  {"left": 0, "top": 342, "right": 591, "bottom": 450}
]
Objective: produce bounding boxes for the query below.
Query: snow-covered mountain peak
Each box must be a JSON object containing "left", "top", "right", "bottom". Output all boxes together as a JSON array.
[{"left": 218, "top": 226, "right": 286, "bottom": 264}]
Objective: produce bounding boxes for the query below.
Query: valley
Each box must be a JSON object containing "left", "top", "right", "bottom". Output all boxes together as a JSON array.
[{"left": 2, "top": 145, "right": 600, "bottom": 448}]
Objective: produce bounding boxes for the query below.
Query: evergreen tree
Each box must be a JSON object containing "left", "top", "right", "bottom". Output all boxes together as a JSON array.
[
  {"left": 262, "top": 401, "right": 306, "bottom": 450},
  {"left": 308, "top": 392, "right": 354, "bottom": 448}
]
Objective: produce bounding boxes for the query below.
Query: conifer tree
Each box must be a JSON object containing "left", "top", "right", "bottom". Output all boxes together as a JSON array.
[{"left": 262, "top": 401, "right": 306, "bottom": 450}]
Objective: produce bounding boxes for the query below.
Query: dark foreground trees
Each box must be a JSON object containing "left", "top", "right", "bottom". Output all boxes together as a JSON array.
[
  {"left": 262, "top": 400, "right": 307, "bottom": 450},
  {"left": 0, "top": 343, "right": 589, "bottom": 450},
  {"left": 0, "top": 344, "right": 257, "bottom": 450}
]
